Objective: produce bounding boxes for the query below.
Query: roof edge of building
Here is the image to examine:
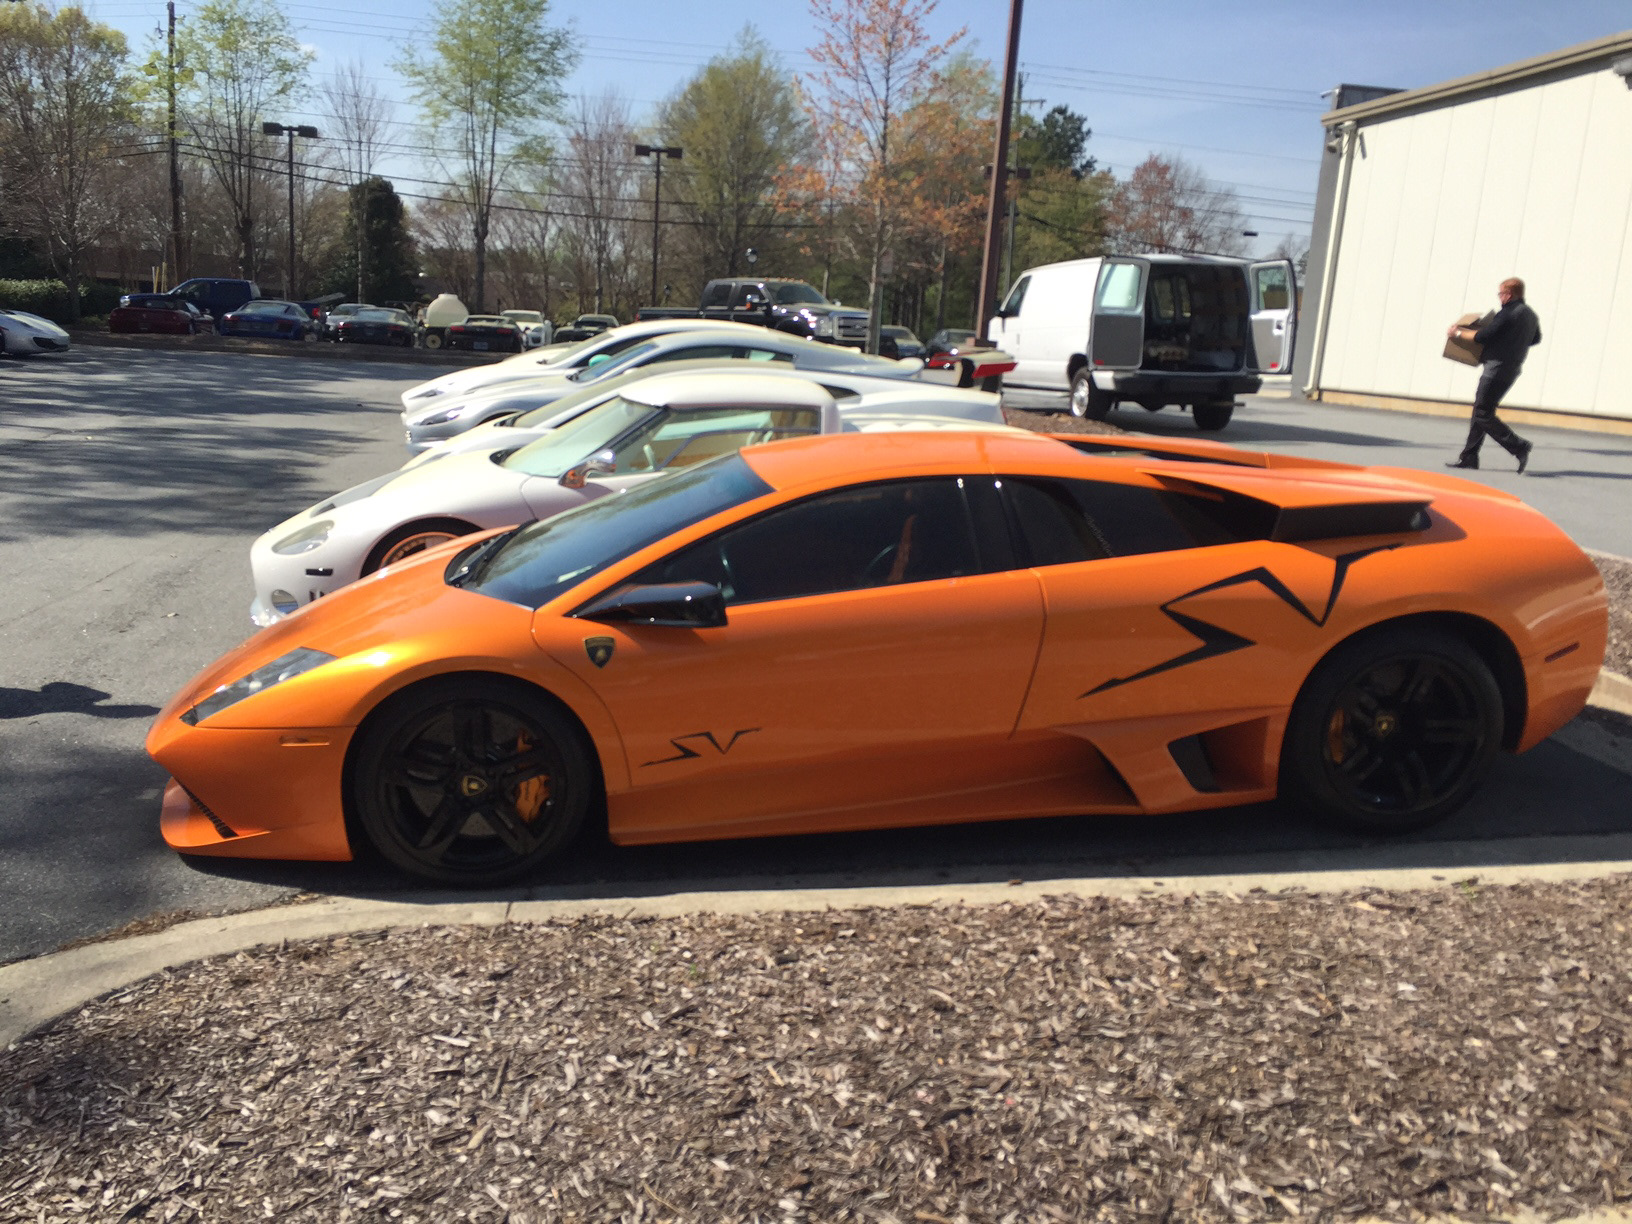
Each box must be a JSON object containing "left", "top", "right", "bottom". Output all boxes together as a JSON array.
[{"left": 1323, "top": 28, "right": 1632, "bottom": 126}]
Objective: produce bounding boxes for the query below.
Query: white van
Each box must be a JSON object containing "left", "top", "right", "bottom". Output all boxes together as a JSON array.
[{"left": 985, "top": 254, "right": 1296, "bottom": 430}]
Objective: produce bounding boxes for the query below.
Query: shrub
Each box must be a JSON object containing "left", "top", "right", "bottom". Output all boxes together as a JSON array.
[{"left": 0, "top": 278, "right": 125, "bottom": 323}]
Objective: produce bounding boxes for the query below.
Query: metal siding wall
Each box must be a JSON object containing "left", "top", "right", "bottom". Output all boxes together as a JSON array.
[{"left": 1319, "top": 67, "right": 1632, "bottom": 422}]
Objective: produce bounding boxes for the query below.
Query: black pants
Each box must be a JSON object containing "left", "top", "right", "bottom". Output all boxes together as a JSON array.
[{"left": 1459, "top": 364, "right": 1528, "bottom": 463}]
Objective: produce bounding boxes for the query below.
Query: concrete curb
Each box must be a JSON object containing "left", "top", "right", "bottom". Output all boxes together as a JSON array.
[
  {"left": 8, "top": 856, "right": 1632, "bottom": 1051},
  {"left": 65, "top": 329, "right": 498, "bottom": 368},
  {"left": 1591, "top": 669, "right": 1632, "bottom": 716}
]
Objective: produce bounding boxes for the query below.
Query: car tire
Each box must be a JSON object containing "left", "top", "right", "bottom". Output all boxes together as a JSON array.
[
  {"left": 1193, "top": 401, "right": 1234, "bottom": 431},
  {"left": 1068, "top": 367, "right": 1113, "bottom": 420},
  {"left": 350, "top": 674, "right": 596, "bottom": 885},
  {"left": 424, "top": 331, "right": 444, "bottom": 350},
  {"left": 1279, "top": 625, "right": 1503, "bottom": 835},
  {"left": 362, "top": 518, "right": 479, "bottom": 575}
]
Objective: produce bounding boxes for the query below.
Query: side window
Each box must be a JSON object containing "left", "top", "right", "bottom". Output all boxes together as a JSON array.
[
  {"left": 700, "top": 282, "right": 731, "bottom": 309},
  {"left": 1096, "top": 263, "right": 1143, "bottom": 314},
  {"left": 1000, "top": 276, "right": 1029, "bottom": 316},
  {"left": 611, "top": 407, "right": 820, "bottom": 474},
  {"left": 635, "top": 478, "right": 983, "bottom": 605},
  {"left": 652, "top": 343, "right": 741, "bottom": 364},
  {"left": 1004, "top": 476, "right": 1271, "bottom": 565},
  {"left": 744, "top": 348, "right": 792, "bottom": 363},
  {"left": 729, "top": 283, "right": 765, "bottom": 309}
]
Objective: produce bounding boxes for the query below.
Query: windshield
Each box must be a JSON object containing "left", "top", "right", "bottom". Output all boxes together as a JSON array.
[
  {"left": 504, "top": 311, "right": 543, "bottom": 324},
  {"left": 771, "top": 282, "right": 829, "bottom": 306},
  {"left": 500, "top": 395, "right": 659, "bottom": 478},
  {"left": 237, "top": 301, "right": 287, "bottom": 316},
  {"left": 569, "top": 340, "right": 657, "bottom": 383},
  {"left": 353, "top": 309, "right": 401, "bottom": 322},
  {"left": 459, "top": 453, "right": 773, "bottom": 609}
]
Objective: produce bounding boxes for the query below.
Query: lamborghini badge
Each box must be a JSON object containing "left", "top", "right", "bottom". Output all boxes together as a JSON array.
[{"left": 584, "top": 636, "right": 615, "bottom": 668}]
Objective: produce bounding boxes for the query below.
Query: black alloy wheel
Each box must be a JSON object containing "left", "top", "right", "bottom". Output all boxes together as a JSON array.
[
  {"left": 352, "top": 677, "right": 594, "bottom": 884},
  {"left": 1281, "top": 627, "right": 1502, "bottom": 833}
]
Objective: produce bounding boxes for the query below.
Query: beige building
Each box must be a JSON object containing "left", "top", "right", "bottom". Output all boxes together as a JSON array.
[{"left": 1299, "top": 32, "right": 1632, "bottom": 428}]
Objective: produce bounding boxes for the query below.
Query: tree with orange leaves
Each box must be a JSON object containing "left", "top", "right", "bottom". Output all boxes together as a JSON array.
[{"left": 795, "top": 0, "right": 966, "bottom": 352}]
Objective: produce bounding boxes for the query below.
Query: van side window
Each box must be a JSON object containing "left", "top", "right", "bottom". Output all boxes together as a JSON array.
[
  {"left": 1253, "top": 264, "right": 1290, "bottom": 312},
  {"left": 1096, "top": 263, "right": 1143, "bottom": 314},
  {"left": 1000, "top": 276, "right": 1029, "bottom": 316}
]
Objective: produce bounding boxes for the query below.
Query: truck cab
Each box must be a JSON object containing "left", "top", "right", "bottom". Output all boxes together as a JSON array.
[
  {"left": 987, "top": 254, "right": 1296, "bottom": 431},
  {"left": 638, "top": 279, "right": 872, "bottom": 349}
]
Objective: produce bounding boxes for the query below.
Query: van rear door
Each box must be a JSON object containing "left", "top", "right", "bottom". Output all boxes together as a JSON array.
[
  {"left": 1089, "top": 258, "right": 1148, "bottom": 372},
  {"left": 1247, "top": 260, "right": 1297, "bottom": 374}
]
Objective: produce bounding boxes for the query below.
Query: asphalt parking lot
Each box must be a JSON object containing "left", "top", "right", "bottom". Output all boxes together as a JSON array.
[{"left": 1, "top": 347, "right": 1629, "bottom": 966}]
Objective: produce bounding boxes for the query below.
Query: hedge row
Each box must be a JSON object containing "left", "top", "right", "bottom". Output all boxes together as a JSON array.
[{"left": 0, "top": 279, "right": 125, "bottom": 323}]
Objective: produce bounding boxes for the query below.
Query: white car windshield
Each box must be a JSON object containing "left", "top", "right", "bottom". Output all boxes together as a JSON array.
[{"left": 501, "top": 396, "right": 659, "bottom": 478}]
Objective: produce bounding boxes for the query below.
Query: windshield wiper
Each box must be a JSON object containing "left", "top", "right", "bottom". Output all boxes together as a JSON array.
[{"left": 446, "top": 525, "right": 528, "bottom": 588}]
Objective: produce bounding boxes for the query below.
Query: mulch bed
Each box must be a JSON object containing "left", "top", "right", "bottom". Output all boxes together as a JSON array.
[
  {"left": 1594, "top": 554, "right": 1632, "bottom": 680},
  {"left": 5, "top": 880, "right": 1632, "bottom": 1223}
]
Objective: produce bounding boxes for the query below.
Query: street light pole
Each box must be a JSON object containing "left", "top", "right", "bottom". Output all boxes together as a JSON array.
[
  {"left": 634, "top": 143, "right": 682, "bottom": 306},
  {"left": 976, "top": 0, "right": 1024, "bottom": 338},
  {"left": 262, "top": 121, "right": 319, "bottom": 299}
]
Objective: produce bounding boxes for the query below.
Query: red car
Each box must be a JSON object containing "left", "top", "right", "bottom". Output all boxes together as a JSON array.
[{"left": 109, "top": 295, "right": 215, "bottom": 335}]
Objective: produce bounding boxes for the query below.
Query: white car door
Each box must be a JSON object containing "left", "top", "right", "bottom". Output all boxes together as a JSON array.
[{"left": 1247, "top": 259, "right": 1298, "bottom": 375}]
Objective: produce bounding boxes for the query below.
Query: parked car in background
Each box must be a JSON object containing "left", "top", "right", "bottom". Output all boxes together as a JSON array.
[
  {"left": 0, "top": 309, "right": 71, "bottom": 355},
  {"left": 879, "top": 325, "right": 924, "bottom": 360},
  {"left": 926, "top": 328, "right": 981, "bottom": 359},
  {"left": 108, "top": 295, "right": 214, "bottom": 335},
  {"left": 553, "top": 313, "right": 619, "bottom": 342},
  {"left": 446, "top": 315, "right": 524, "bottom": 353},
  {"left": 501, "top": 309, "right": 552, "bottom": 348},
  {"left": 323, "top": 303, "right": 371, "bottom": 340},
  {"left": 217, "top": 299, "right": 317, "bottom": 341},
  {"left": 159, "top": 277, "right": 260, "bottom": 319},
  {"left": 334, "top": 306, "right": 418, "bottom": 347},
  {"left": 636, "top": 278, "right": 870, "bottom": 348},
  {"left": 987, "top": 254, "right": 1297, "bottom": 431}
]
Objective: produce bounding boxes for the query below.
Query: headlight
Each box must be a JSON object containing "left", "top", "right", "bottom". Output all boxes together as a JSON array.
[
  {"left": 272, "top": 519, "right": 334, "bottom": 554},
  {"left": 414, "top": 406, "right": 466, "bottom": 426},
  {"left": 814, "top": 316, "right": 835, "bottom": 336},
  {"left": 180, "top": 647, "right": 335, "bottom": 725},
  {"left": 410, "top": 387, "right": 445, "bottom": 400}
]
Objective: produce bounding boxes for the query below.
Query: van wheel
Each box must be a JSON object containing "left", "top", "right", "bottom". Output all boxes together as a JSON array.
[
  {"left": 1193, "top": 401, "right": 1234, "bottom": 431},
  {"left": 1068, "top": 368, "right": 1113, "bottom": 420}
]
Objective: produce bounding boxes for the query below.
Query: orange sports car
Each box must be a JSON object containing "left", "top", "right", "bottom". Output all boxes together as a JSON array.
[{"left": 148, "top": 430, "right": 1607, "bottom": 884}]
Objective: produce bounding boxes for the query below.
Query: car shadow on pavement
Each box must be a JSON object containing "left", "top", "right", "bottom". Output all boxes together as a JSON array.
[{"left": 178, "top": 711, "right": 1632, "bottom": 908}]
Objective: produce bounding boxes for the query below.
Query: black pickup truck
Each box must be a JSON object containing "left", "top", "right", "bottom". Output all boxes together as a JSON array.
[{"left": 636, "top": 278, "right": 872, "bottom": 348}]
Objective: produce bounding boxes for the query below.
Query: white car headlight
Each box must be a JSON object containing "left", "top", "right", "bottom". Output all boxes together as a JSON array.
[
  {"left": 272, "top": 519, "right": 334, "bottom": 554},
  {"left": 180, "top": 647, "right": 336, "bottom": 724},
  {"left": 410, "top": 387, "right": 445, "bottom": 400},
  {"left": 415, "top": 406, "right": 468, "bottom": 426}
]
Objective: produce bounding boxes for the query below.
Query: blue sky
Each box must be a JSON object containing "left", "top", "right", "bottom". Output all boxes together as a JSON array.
[{"left": 79, "top": 0, "right": 1631, "bottom": 256}]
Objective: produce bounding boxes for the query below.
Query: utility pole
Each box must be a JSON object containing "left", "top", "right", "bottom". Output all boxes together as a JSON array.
[
  {"left": 166, "top": 2, "right": 183, "bottom": 287},
  {"left": 976, "top": 0, "right": 1024, "bottom": 338},
  {"left": 634, "top": 144, "right": 682, "bottom": 306},
  {"left": 262, "top": 122, "right": 319, "bottom": 299}
]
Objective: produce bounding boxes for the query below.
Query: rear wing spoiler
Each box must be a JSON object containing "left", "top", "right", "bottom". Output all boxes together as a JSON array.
[{"left": 1144, "top": 470, "right": 1432, "bottom": 543}]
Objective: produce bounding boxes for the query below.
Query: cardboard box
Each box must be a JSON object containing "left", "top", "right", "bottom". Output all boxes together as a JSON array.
[{"left": 1443, "top": 312, "right": 1489, "bottom": 366}]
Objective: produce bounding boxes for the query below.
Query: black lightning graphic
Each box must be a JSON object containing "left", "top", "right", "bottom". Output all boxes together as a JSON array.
[
  {"left": 1082, "top": 545, "right": 1397, "bottom": 697},
  {"left": 643, "top": 728, "right": 762, "bottom": 767}
]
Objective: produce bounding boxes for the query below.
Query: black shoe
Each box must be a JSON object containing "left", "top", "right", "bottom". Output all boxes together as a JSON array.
[
  {"left": 1515, "top": 441, "right": 1532, "bottom": 474},
  {"left": 1445, "top": 458, "right": 1478, "bottom": 469}
]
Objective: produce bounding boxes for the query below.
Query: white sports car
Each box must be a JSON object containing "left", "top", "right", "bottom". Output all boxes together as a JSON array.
[
  {"left": 401, "top": 324, "right": 929, "bottom": 452},
  {"left": 252, "top": 369, "right": 1020, "bottom": 626},
  {"left": 399, "top": 318, "right": 770, "bottom": 411},
  {"left": 0, "top": 310, "right": 71, "bottom": 356},
  {"left": 401, "top": 361, "right": 1006, "bottom": 470}
]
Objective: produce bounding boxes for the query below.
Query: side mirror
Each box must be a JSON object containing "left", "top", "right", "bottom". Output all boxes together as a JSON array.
[
  {"left": 578, "top": 581, "right": 727, "bottom": 629},
  {"left": 558, "top": 448, "right": 616, "bottom": 489}
]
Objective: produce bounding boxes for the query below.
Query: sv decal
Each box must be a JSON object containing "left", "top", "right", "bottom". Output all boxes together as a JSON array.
[
  {"left": 643, "top": 728, "right": 761, "bottom": 767},
  {"left": 1083, "top": 545, "right": 1397, "bottom": 697}
]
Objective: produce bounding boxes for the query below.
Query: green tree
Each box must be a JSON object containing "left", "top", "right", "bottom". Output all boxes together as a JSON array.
[
  {"left": 1014, "top": 104, "right": 1096, "bottom": 176},
  {"left": 318, "top": 177, "right": 418, "bottom": 302},
  {"left": 395, "top": 0, "right": 576, "bottom": 311},
  {"left": 0, "top": 3, "right": 132, "bottom": 321},
  {"left": 658, "top": 28, "right": 808, "bottom": 280},
  {"left": 160, "top": 0, "right": 311, "bottom": 279}
]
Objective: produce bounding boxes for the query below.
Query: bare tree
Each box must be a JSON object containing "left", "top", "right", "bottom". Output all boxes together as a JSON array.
[
  {"left": 1109, "top": 155, "right": 1248, "bottom": 257},
  {"left": 169, "top": 0, "right": 312, "bottom": 279},
  {"left": 558, "top": 92, "right": 639, "bottom": 316},
  {"left": 323, "top": 59, "right": 391, "bottom": 300},
  {"left": 0, "top": 4, "right": 133, "bottom": 319}
]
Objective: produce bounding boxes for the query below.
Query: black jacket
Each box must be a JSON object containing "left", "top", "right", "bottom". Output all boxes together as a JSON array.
[{"left": 1474, "top": 300, "right": 1542, "bottom": 370}]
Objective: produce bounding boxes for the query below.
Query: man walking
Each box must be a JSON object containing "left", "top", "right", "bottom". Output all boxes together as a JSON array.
[{"left": 1446, "top": 277, "right": 1541, "bottom": 472}]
